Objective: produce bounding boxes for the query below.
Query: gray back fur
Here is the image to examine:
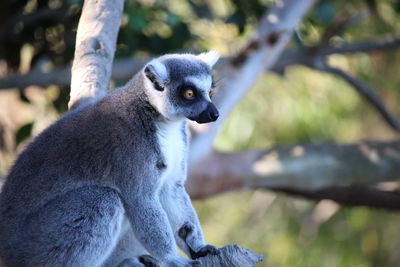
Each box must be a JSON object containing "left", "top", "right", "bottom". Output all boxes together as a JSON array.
[{"left": 0, "top": 51, "right": 220, "bottom": 267}]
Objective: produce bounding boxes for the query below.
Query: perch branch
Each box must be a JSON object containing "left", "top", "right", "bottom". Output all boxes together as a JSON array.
[
  {"left": 68, "top": 0, "right": 124, "bottom": 110},
  {"left": 198, "top": 245, "right": 264, "bottom": 267}
]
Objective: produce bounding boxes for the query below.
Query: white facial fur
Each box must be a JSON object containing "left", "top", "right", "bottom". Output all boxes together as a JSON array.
[
  {"left": 143, "top": 59, "right": 180, "bottom": 120},
  {"left": 143, "top": 73, "right": 174, "bottom": 119}
]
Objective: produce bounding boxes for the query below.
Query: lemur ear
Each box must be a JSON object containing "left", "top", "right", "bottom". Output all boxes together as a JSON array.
[
  {"left": 144, "top": 59, "right": 168, "bottom": 91},
  {"left": 197, "top": 50, "right": 220, "bottom": 68}
]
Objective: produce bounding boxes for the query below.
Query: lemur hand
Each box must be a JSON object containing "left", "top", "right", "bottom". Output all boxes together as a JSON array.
[{"left": 178, "top": 223, "right": 220, "bottom": 259}]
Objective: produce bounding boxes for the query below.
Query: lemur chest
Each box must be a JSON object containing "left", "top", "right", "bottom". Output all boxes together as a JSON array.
[{"left": 156, "top": 121, "right": 187, "bottom": 181}]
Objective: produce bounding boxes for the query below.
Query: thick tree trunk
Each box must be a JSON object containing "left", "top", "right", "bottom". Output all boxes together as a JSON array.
[{"left": 68, "top": 0, "right": 124, "bottom": 110}]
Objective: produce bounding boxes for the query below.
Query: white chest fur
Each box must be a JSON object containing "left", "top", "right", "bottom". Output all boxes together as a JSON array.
[{"left": 156, "top": 121, "right": 187, "bottom": 183}]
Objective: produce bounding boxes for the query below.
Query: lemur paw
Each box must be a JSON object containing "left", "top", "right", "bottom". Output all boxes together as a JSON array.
[
  {"left": 138, "top": 254, "right": 162, "bottom": 267},
  {"left": 191, "top": 244, "right": 220, "bottom": 259},
  {"left": 178, "top": 222, "right": 220, "bottom": 260},
  {"left": 178, "top": 222, "right": 192, "bottom": 239}
]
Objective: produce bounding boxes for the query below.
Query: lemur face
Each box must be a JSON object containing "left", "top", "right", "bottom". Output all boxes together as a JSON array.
[{"left": 143, "top": 51, "right": 220, "bottom": 123}]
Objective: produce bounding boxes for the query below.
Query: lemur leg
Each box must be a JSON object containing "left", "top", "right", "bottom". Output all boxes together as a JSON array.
[
  {"left": 160, "top": 184, "right": 220, "bottom": 259},
  {"left": 102, "top": 216, "right": 148, "bottom": 267},
  {"left": 122, "top": 192, "right": 200, "bottom": 267},
  {"left": 103, "top": 217, "right": 161, "bottom": 267},
  {"left": 14, "top": 186, "right": 124, "bottom": 267}
]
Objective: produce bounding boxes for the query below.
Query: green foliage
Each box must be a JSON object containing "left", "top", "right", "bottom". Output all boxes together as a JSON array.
[{"left": 117, "top": 1, "right": 191, "bottom": 56}]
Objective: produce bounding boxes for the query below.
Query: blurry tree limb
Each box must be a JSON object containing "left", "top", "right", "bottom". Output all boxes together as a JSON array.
[
  {"left": 320, "top": 34, "right": 400, "bottom": 55},
  {"left": 0, "top": 58, "right": 147, "bottom": 90},
  {"left": 68, "top": 0, "right": 124, "bottom": 110},
  {"left": 315, "top": 64, "right": 400, "bottom": 132},
  {"left": 273, "top": 35, "right": 400, "bottom": 133},
  {"left": 1, "top": 35, "right": 400, "bottom": 90},
  {"left": 272, "top": 34, "right": 400, "bottom": 72},
  {"left": 187, "top": 141, "right": 400, "bottom": 210},
  {"left": 274, "top": 185, "right": 400, "bottom": 210},
  {"left": 318, "top": 9, "right": 370, "bottom": 47}
]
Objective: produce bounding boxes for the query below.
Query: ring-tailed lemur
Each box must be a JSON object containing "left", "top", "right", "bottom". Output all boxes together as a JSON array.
[{"left": 0, "top": 51, "right": 221, "bottom": 267}]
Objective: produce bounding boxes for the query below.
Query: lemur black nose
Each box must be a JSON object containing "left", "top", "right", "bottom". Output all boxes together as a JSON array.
[
  {"left": 208, "top": 104, "right": 219, "bottom": 121},
  {"left": 189, "top": 102, "right": 219, "bottom": 124}
]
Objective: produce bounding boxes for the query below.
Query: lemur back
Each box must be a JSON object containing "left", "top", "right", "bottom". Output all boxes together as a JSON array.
[{"left": 0, "top": 51, "right": 220, "bottom": 267}]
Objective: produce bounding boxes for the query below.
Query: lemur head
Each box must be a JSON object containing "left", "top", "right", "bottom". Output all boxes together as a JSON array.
[{"left": 143, "top": 51, "right": 220, "bottom": 124}]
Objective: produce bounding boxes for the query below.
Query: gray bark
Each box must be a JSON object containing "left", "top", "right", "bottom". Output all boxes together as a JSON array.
[
  {"left": 198, "top": 245, "right": 264, "bottom": 267},
  {"left": 187, "top": 141, "right": 400, "bottom": 209},
  {"left": 68, "top": 0, "right": 124, "bottom": 110}
]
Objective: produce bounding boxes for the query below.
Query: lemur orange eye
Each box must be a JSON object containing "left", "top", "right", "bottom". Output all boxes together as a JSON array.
[{"left": 183, "top": 89, "right": 195, "bottom": 99}]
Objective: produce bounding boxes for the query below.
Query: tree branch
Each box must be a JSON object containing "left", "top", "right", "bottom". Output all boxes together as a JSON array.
[
  {"left": 273, "top": 185, "right": 400, "bottom": 210},
  {"left": 318, "top": 9, "right": 370, "bottom": 48},
  {"left": 1, "top": 34, "right": 399, "bottom": 90},
  {"left": 321, "top": 34, "right": 400, "bottom": 55},
  {"left": 68, "top": 0, "right": 124, "bottom": 110},
  {"left": 316, "top": 64, "right": 400, "bottom": 132},
  {"left": 187, "top": 141, "right": 400, "bottom": 210}
]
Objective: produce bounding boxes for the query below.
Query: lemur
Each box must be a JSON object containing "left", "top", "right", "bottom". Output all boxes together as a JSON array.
[{"left": 0, "top": 51, "right": 221, "bottom": 267}]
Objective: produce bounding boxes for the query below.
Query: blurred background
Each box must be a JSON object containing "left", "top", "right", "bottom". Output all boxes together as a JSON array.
[{"left": 1, "top": 0, "right": 400, "bottom": 266}]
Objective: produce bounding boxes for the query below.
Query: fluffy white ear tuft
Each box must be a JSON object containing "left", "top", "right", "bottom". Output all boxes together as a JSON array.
[{"left": 197, "top": 50, "right": 220, "bottom": 68}]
